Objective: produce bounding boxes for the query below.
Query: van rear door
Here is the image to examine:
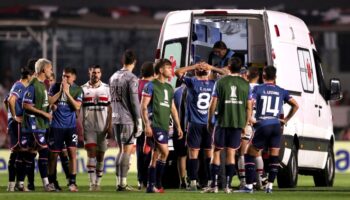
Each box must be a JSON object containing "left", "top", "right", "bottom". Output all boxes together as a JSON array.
[{"left": 158, "top": 11, "right": 192, "bottom": 86}]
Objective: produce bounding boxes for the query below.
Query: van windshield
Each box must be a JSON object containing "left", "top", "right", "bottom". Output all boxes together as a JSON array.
[{"left": 191, "top": 16, "right": 267, "bottom": 69}]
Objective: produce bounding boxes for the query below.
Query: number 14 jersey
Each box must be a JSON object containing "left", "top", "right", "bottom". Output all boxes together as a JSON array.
[{"left": 252, "top": 83, "right": 291, "bottom": 125}]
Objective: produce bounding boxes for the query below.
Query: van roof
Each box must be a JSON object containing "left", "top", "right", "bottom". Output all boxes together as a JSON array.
[{"left": 168, "top": 9, "right": 304, "bottom": 23}]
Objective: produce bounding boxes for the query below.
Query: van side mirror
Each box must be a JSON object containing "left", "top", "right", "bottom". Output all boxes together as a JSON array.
[{"left": 329, "top": 78, "right": 341, "bottom": 101}]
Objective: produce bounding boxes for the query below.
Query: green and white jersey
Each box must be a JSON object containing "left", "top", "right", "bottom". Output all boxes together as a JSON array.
[
  {"left": 142, "top": 79, "right": 174, "bottom": 131},
  {"left": 212, "top": 75, "right": 250, "bottom": 128},
  {"left": 22, "top": 77, "right": 50, "bottom": 131}
]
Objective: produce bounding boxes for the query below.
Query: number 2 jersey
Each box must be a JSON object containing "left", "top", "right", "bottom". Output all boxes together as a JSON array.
[
  {"left": 252, "top": 83, "right": 292, "bottom": 128},
  {"left": 182, "top": 76, "right": 215, "bottom": 125}
]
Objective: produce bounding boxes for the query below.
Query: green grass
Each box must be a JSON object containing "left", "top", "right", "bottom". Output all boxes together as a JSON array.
[{"left": 0, "top": 173, "right": 349, "bottom": 200}]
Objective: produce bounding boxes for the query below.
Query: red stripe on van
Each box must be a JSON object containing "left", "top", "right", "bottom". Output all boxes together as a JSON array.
[{"left": 274, "top": 25, "right": 280, "bottom": 37}]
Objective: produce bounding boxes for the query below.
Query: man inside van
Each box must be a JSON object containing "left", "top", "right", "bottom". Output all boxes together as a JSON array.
[
  {"left": 208, "top": 41, "right": 245, "bottom": 68},
  {"left": 239, "top": 66, "right": 299, "bottom": 193}
]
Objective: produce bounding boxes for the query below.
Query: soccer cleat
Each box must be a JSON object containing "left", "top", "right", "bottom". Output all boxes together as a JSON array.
[
  {"left": 186, "top": 184, "right": 197, "bottom": 191},
  {"left": 180, "top": 182, "right": 187, "bottom": 189},
  {"left": 16, "top": 183, "right": 29, "bottom": 192},
  {"left": 44, "top": 183, "right": 56, "bottom": 192},
  {"left": 234, "top": 186, "right": 253, "bottom": 193},
  {"left": 146, "top": 186, "right": 163, "bottom": 193},
  {"left": 201, "top": 186, "right": 218, "bottom": 193},
  {"left": 224, "top": 187, "right": 232, "bottom": 194},
  {"left": 7, "top": 182, "right": 15, "bottom": 192},
  {"left": 137, "top": 182, "right": 143, "bottom": 190},
  {"left": 117, "top": 185, "right": 137, "bottom": 191},
  {"left": 27, "top": 183, "right": 35, "bottom": 191},
  {"left": 89, "top": 184, "right": 96, "bottom": 191},
  {"left": 53, "top": 181, "right": 62, "bottom": 191},
  {"left": 156, "top": 187, "right": 165, "bottom": 193},
  {"left": 265, "top": 188, "right": 272, "bottom": 194},
  {"left": 95, "top": 185, "right": 101, "bottom": 191},
  {"left": 68, "top": 184, "right": 79, "bottom": 192}
]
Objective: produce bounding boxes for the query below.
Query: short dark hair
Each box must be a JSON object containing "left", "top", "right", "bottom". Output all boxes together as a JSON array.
[
  {"left": 213, "top": 41, "right": 227, "bottom": 49},
  {"left": 21, "top": 58, "right": 37, "bottom": 79},
  {"left": 90, "top": 64, "right": 102, "bottom": 71},
  {"left": 263, "top": 65, "right": 277, "bottom": 80},
  {"left": 248, "top": 66, "right": 259, "bottom": 80},
  {"left": 141, "top": 61, "right": 154, "bottom": 78},
  {"left": 228, "top": 57, "right": 242, "bottom": 73},
  {"left": 154, "top": 59, "right": 172, "bottom": 75},
  {"left": 122, "top": 49, "right": 136, "bottom": 65},
  {"left": 64, "top": 67, "right": 77, "bottom": 75}
]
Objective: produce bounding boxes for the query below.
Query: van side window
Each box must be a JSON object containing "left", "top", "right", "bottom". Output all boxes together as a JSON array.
[
  {"left": 297, "top": 48, "right": 314, "bottom": 93},
  {"left": 313, "top": 50, "right": 328, "bottom": 102}
]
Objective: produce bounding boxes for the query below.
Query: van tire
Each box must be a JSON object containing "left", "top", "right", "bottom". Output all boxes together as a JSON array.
[
  {"left": 313, "top": 146, "right": 335, "bottom": 187},
  {"left": 277, "top": 144, "right": 298, "bottom": 188}
]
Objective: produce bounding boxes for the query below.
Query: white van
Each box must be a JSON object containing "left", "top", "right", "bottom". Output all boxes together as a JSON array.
[{"left": 156, "top": 9, "right": 341, "bottom": 188}]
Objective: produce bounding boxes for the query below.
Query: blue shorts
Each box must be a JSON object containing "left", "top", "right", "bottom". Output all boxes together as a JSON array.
[
  {"left": 187, "top": 122, "right": 212, "bottom": 150},
  {"left": 20, "top": 129, "right": 48, "bottom": 149},
  {"left": 152, "top": 127, "right": 169, "bottom": 145},
  {"left": 252, "top": 123, "right": 281, "bottom": 150},
  {"left": 8, "top": 119, "right": 20, "bottom": 150},
  {"left": 48, "top": 127, "right": 78, "bottom": 152},
  {"left": 213, "top": 126, "right": 242, "bottom": 149},
  {"left": 173, "top": 127, "right": 187, "bottom": 157}
]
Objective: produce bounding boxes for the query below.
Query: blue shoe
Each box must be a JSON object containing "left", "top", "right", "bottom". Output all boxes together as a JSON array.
[
  {"left": 265, "top": 188, "right": 272, "bottom": 193},
  {"left": 234, "top": 186, "right": 253, "bottom": 193}
]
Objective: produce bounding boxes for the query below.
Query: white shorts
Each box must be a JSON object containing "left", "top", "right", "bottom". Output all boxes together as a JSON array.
[{"left": 84, "top": 130, "right": 108, "bottom": 152}]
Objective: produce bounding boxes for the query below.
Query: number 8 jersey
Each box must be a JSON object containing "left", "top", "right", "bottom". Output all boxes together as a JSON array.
[
  {"left": 182, "top": 77, "right": 215, "bottom": 125},
  {"left": 252, "top": 83, "right": 291, "bottom": 124}
]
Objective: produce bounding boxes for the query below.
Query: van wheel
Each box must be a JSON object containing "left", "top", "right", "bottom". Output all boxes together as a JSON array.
[
  {"left": 313, "top": 146, "right": 335, "bottom": 187},
  {"left": 277, "top": 144, "right": 298, "bottom": 188}
]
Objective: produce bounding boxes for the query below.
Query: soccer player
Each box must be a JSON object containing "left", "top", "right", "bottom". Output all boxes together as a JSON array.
[
  {"left": 109, "top": 50, "right": 142, "bottom": 191},
  {"left": 6, "top": 62, "right": 35, "bottom": 191},
  {"left": 141, "top": 59, "right": 183, "bottom": 193},
  {"left": 175, "top": 62, "right": 226, "bottom": 190},
  {"left": 241, "top": 66, "right": 299, "bottom": 193},
  {"left": 82, "top": 65, "right": 112, "bottom": 191},
  {"left": 47, "top": 67, "right": 83, "bottom": 192},
  {"left": 46, "top": 72, "right": 71, "bottom": 190},
  {"left": 22, "top": 58, "right": 55, "bottom": 192},
  {"left": 237, "top": 66, "right": 261, "bottom": 188},
  {"left": 136, "top": 61, "right": 154, "bottom": 189},
  {"left": 205, "top": 57, "right": 252, "bottom": 193}
]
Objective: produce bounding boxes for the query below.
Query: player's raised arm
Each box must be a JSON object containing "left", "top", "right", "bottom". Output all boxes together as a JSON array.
[{"left": 174, "top": 64, "right": 199, "bottom": 78}]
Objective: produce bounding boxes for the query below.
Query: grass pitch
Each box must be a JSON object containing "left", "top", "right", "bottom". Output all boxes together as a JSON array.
[{"left": 0, "top": 173, "right": 349, "bottom": 200}]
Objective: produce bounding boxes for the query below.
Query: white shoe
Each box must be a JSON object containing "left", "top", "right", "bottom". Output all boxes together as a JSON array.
[
  {"left": 224, "top": 187, "right": 232, "bottom": 194},
  {"left": 201, "top": 186, "right": 218, "bottom": 193},
  {"left": 44, "top": 183, "right": 56, "bottom": 192},
  {"left": 95, "top": 185, "right": 101, "bottom": 191},
  {"left": 69, "top": 184, "right": 79, "bottom": 192},
  {"left": 7, "top": 182, "right": 15, "bottom": 192},
  {"left": 89, "top": 184, "right": 96, "bottom": 191}
]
